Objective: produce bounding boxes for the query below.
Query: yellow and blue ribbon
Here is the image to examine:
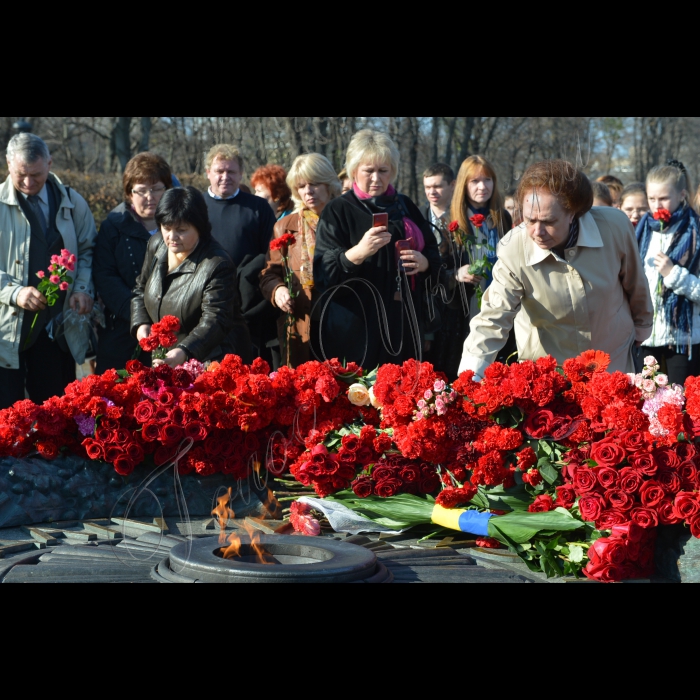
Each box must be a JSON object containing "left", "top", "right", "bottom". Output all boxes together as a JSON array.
[{"left": 431, "top": 505, "right": 493, "bottom": 536}]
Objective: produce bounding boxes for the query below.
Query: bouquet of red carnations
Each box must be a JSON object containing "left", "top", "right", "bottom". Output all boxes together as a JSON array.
[{"left": 139, "top": 316, "right": 181, "bottom": 360}]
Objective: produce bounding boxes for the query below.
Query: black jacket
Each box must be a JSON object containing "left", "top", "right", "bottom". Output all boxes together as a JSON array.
[
  {"left": 131, "top": 234, "right": 253, "bottom": 363},
  {"left": 94, "top": 203, "right": 152, "bottom": 370},
  {"left": 314, "top": 190, "right": 441, "bottom": 369}
]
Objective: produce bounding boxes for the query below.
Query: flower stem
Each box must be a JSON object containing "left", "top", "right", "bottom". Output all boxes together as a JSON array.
[{"left": 22, "top": 312, "right": 39, "bottom": 351}]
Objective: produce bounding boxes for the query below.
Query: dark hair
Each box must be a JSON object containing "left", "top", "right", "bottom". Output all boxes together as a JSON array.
[
  {"left": 518, "top": 160, "right": 593, "bottom": 218},
  {"left": 591, "top": 181, "right": 613, "bottom": 207},
  {"left": 123, "top": 152, "right": 173, "bottom": 203},
  {"left": 620, "top": 182, "right": 647, "bottom": 206},
  {"left": 423, "top": 163, "right": 455, "bottom": 183},
  {"left": 155, "top": 187, "right": 212, "bottom": 244}
]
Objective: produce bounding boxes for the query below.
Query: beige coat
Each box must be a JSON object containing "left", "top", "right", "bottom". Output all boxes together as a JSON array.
[
  {"left": 459, "top": 207, "right": 654, "bottom": 377},
  {"left": 0, "top": 173, "right": 97, "bottom": 369}
]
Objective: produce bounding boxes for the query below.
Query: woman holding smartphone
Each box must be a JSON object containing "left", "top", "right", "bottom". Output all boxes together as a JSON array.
[{"left": 314, "top": 130, "right": 441, "bottom": 369}]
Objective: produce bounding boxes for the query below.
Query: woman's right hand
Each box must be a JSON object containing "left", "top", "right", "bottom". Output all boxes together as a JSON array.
[
  {"left": 456, "top": 266, "right": 483, "bottom": 285},
  {"left": 275, "top": 287, "right": 294, "bottom": 313},
  {"left": 346, "top": 226, "right": 392, "bottom": 265},
  {"left": 136, "top": 324, "right": 152, "bottom": 342}
]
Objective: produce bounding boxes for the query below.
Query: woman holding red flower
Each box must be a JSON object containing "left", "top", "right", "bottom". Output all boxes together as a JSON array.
[
  {"left": 260, "top": 154, "right": 341, "bottom": 368},
  {"left": 429, "top": 156, "right": 513, "bottom": 380},
  {"left": 637, "top": 162, "right": 700, "bottom": 384},
  {"left": 131, "top": 187, "right": 252, "bottom": 368}
]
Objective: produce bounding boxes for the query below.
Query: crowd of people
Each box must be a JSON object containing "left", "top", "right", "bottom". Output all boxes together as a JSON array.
[{"left": 2, "top": 128, "right": 700, "bottom": 413}]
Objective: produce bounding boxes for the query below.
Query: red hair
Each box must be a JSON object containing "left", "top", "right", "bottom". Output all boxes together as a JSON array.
[{"left": 251, "top": 165, "right": 292, "bottom": 216}]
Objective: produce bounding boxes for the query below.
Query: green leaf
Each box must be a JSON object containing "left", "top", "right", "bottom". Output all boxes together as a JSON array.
[
  {"left": 569, "top": 545, "right": 585, "bottom": 564},
  {"left": 539, "top": 440, "right": 553, "bottom": 457},
  {"left": 539, "top": 461, "right": 560, "bottom": 486},
  {"left": 487, "top": 509, "right": 584, "bottom": 545},
  {"left": 326, "top": 491, "right": 434, "bottom": 530}
]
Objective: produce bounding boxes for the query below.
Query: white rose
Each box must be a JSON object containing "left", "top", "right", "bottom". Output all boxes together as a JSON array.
[
  {"left": 369, "top": 387, "right": 382, "bottom": 409},
  {"left": 348, "top": 384, "right": 371, "bottom": 407}
]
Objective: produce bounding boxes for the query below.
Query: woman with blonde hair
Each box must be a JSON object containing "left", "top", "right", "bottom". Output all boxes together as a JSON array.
[
  {"left": 314, "top": 130, "right": 441, "bottom": 369},
  {"left": 430, "top": 155, "right": 512, "bottom": 379},
  {"left": 260, "top": 153, "right": 341, "bottom": 367}
]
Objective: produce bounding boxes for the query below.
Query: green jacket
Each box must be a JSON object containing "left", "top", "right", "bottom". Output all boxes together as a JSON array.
[{"left": 0, "top": 173, "right": 97, "bottom": 369}]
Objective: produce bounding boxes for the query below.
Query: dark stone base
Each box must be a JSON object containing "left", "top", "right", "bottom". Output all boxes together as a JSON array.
[
  {"left": 0, "top": 455, "right": 269, "bottom": 529},
  {"left": 655, "top": 525, "right": 700, "bottom": 583}
]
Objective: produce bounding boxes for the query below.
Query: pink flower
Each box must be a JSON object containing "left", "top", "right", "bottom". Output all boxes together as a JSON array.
[
  {"left": 50, "top": 275, "right": 61, "bottom": 285},
  {"left": 417, "top": 400, "right": 427, "bottom": 410},
  {"left": 36, "top": 270, "right": 45, "bottom": 279},
  {"left": 643, "top": 379, "right": 656, "bottom": 394},
  {"left": 59, "top": 282, "right": 69, "bottom": 292},
  {"left": 434, "top": 380, "right": 446, "bottom": 393},
  {"left": 424, "top": 390, "right": 433, "bottom": 401},
  {"left": 655, "top": 374, "right": 669, "bottom": 387},
  {"left": 51, "top": 255, "right": 61, "bottom": 265},
  {"left": 644, "top": 356, "right": 659, "bottom": 368}
]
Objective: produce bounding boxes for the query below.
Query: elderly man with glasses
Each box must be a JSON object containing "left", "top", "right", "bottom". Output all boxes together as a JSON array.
[{"left": 0, "top": 133, "right": 97, "bottom": 409}]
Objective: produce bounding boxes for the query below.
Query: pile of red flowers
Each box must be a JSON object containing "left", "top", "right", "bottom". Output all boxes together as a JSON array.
[
  {"left": 351, "top": 455, "right": 442, "bottom": 500},
  {"left": 585, "top": 523, "right": 657, "bottom": 583}
]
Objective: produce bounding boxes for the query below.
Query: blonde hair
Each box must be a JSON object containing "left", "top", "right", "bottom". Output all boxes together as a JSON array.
[
  {"left": 647, "top": 165, "right": 689, "bottom": 201},
  {"left": 205, "top": 144, "right": 244, "bottom": 171},
  {"left": 345, "top": 130, "right": 400, "bottom": 181},
  {"left": 287, "top": 153, "right": 342, "bottom": 211},
  {"left": 451, "top": 155, "right": 508, "bottom": 235}
]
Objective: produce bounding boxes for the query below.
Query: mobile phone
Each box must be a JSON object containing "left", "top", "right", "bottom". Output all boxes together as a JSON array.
[
  {"left": 396, "top": 238, "right": 415, "bottom": 269},
  {"left": 373, "top": 213, "right": 389, "bottom": 229}
]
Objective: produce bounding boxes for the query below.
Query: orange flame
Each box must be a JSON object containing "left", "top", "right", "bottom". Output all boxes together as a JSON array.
[
  {"left": 212, "top": 488, "right": 235, "bottom": 545},
  {"left": 221, "top": 520, "right": 272, "bottom": 565}
]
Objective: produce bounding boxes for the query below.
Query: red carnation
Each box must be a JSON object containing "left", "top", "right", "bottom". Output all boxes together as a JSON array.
[
  {"left": 159, "top": 315, "right": 181, "bottom": 332},
  {"left": 653, "top": 208, "right": 672, "bottom": 224},
  {"left": 475, "top": 537, "right": 502, "bottom": 550},
  {"left": 436, "top": 486, "right": 477, "bottom": 509},
  {"left": 270, "top": 233, "right": 296, "bottom": 252}
]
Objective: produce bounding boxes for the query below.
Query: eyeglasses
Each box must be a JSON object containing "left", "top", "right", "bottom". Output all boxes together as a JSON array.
[{"left": 132, "top": 186, "right": 167, "bottom": 199}]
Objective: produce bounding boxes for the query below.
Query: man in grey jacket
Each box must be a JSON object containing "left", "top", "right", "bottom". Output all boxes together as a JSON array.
[{"left": 0, "top": 134, "right": 97, "bottom": 409}]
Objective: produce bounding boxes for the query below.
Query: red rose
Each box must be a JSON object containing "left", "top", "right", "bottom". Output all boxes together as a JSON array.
[
  {"left": 589, "top": 537, "right": 628, "bottom": 567},
  {"left": 657, "top": 468, "right": 682, "bottom": 495},
  {"left": 629, "top": 453, "right": 658, "bottom": 477},
  {"left": 523, "top": 409, "right": 555, "bottom": 439},
  {"left": 134, "top": 402, "right": 155, "bottom": 424},
  {"left": 420, "top": 475, "right": 441, "bottom": 494},
  {"left": 673, "top": 492, "right": 700, "bottom": 521},
  {"left": 36, "top": 440, "right": 59, "bottom": 460},
  {"left": 658, "top": 499, "right": 682, "bottom": 525},
  {"left": 400, "top": 466, "right": 421, "bottom": 484},
  {"left": 448, "top": 220, "right": 460, "bottom": 233},
  {"left": 375, "top": 478, "right": 403, "bottom": 498},
  {"left": 596, "top": 467, "right": 619, "bottom": 490},
  {"left": 590, "top": 442, "right": 627, "bottom": 468},
  {"left": 529, "top": 494, "right": 555, "bottom": 513},
  {"left": 104, "top": 446, "right": 123, "bottom": 463},
  {"left": 631, "top": 507, "right": 659, "bottom": 529},
  {"left": 653, "top": 448, "right": 682, "bottom": 472},
  {"left": 114, "top": 456, "right": 136, "bottom": 477},
  {"left": 352, "top": 477, "right": 374, "bottom": 498},
  {"left": 620, "top": 431, "right": 648, "bottom": 453},
  {"left": 342, "top": 435, "right": 361, "bottom": 453},
  {"left": 595, "top": 510, "right": 628, "bottom": 530},
  {"left": 184, "top": 421, "right": 208, "bottom": 441},
  {"left": 160, "top": 424, "right": 184, "bottom": 445},
  {"left": 584, "top": 562, "right": 626, "bottom": 583},
  {"left": 522, "top": 469, "right": 543, "bottom": 487},
  {"left": 126, "top": 360, "right": 145, "bottom": 374},
  {"left": 579, "top": 493, "right": 607, "bottom": 522},
  {"left": 142, "top": 422, "right": 161, "bottom": 442},
  {"left": 690, "top": 514, "right": 700, "bottom": 539},
  {"left": 373, "top": 433, "right": 393, "bottom": 454},
  {"left": 639, "top": 480, "right": 665, "bottom": 508},
  {"left": 605, "top": 489, "right": 634, "bottom": 512},
  {"left": 470, "top": 214, "right": 486, "bottom": 228},
  {"left": 574, "top": 467, "right": 598, "bottom": 493},
  {"left": 555, "top": 485, "right": 577, "bottom": 509},
  {"left": 618, "top": 467, "right": 643, "bottom": 494},
  {"left": 82, "top": 438, "right": 103, "bottom": 461},
  {"left": 611, "top": 522, "right": 644, "bottom": 544}
]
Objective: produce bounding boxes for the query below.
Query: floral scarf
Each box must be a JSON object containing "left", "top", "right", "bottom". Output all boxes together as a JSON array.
[{"left": 299, "top": 209, "right": 319, "bottom": 289}]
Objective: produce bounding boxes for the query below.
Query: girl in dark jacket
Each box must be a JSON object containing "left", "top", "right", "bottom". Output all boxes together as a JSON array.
[
  {"left": 131, "top": 187, "right": 252, "bottom": 366},
  {"left": 94, "top": 153, "right": 173, "bottom": 372}
]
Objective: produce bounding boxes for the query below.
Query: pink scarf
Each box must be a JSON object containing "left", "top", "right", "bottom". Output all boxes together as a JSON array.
[{"left": 353, "top": 183, "right": 426, "bottom": 252}]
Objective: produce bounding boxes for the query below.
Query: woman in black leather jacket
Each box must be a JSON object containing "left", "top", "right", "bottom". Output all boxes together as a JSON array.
[
  {"left": 131, "top": 187, "right": 253, "bottom": 367},
  {"left": 94, "top": 153, "right": 174, "bottom": 372}
]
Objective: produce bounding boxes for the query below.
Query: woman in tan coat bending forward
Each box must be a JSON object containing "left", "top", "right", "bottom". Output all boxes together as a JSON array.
[{"left": 459, "top": 160, "right": 654, "bottom": 379}]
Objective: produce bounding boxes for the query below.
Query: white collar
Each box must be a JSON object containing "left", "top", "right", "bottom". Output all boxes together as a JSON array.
[
  {"left": 22, "top": 183, "right": 48, "bottom": 205},
  {"left": 208, "top": 187, "right": 239, "bottom": 201}
]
